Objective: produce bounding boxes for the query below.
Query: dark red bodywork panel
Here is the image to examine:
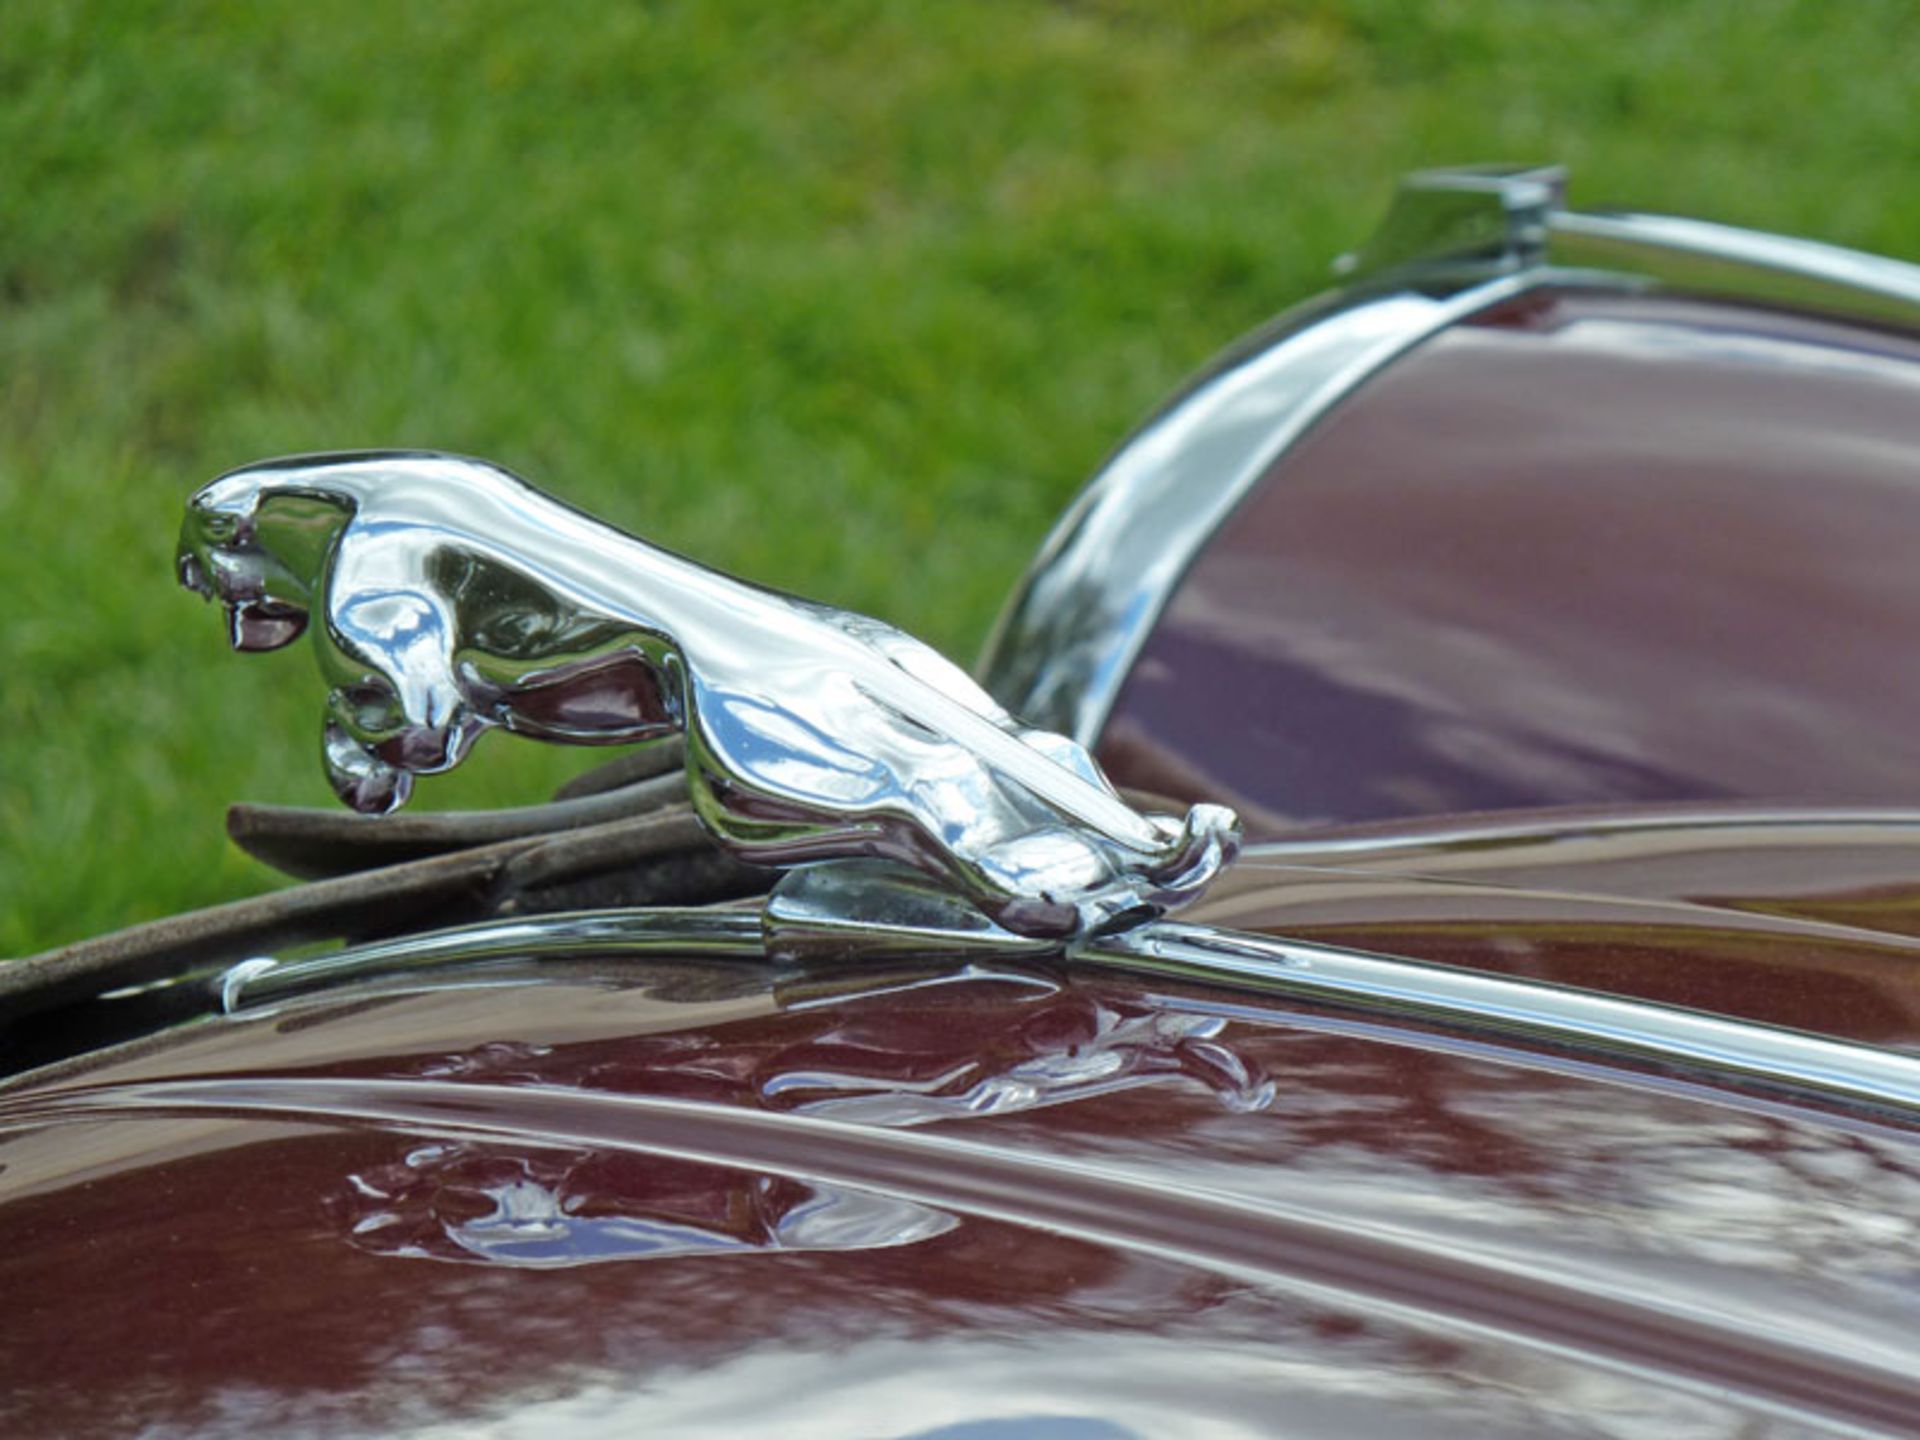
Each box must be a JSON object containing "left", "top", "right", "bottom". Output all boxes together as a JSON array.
[
  {"left": 6, "top": 923, "right": 1920, "bottom": 1437},
  {"left": 1100, "top": 289, "right": 1920, "bottom": 836}
]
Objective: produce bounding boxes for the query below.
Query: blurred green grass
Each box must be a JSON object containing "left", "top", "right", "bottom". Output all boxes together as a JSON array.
[{"left": 5, "top": 0, "right": 1919, "bottom": 955}]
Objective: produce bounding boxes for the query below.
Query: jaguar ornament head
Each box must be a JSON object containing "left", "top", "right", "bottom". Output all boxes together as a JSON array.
[{"left": 179, "top": 455, "right": 495, "bottom": 813}]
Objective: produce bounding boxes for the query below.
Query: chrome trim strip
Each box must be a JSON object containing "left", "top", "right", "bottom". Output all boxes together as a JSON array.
[
  {"left": 980, "top": 165, "right": 1920, "bottom": 748},
  {"left": 978, "top": 273, "right": 1536, "bottom": 742},
  {"left": 1086, "top": 921, "right": 1920, "bottom": 1117},
  {"left": 223, "top": 901, "right": 1920, "bottom": 1118},
  {"left": 220, "top": 907, "right": 767, "bottom": 1012}
]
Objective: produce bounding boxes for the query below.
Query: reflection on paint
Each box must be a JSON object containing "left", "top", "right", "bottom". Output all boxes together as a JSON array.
[
  {"left": 336, "top": 1142, "right": 955, "bottom": 1268},
  {"left": 762, "top": 1005, "right": 1275, "bottom": 1126},
  {"left": 397, "top": 974, "right": 1279, "bottom": 1131}
]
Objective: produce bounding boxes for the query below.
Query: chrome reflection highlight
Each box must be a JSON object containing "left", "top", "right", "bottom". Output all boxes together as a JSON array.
[
  {"left": 768, "top": 1002, "right": 1274, "bottom": 1125},
  {"left": 178, "top": 452, "right": 1238, "bottom": 939}
]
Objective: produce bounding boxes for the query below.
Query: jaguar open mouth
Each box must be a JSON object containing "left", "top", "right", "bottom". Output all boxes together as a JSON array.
[
  {"left": 224, "top": 596, "right": 309, "bottom": 652},
  {"left": 177, "top": 549, "right": 309, "bottom": 651}
]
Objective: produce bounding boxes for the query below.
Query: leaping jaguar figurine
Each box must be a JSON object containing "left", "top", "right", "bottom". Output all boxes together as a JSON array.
[{"left": 177, "top": 452, "right": 1239, "bottom": 939}]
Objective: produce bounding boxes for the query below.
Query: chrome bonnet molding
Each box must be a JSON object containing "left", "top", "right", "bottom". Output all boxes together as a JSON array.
[
  {"left": 978, "top": 163, "right": 1920, "bottom": 746},
  {"left": 1084, "top": 921, "right": 1920, "bottom": 1119},
  {"left": 216, "top": 905, "right": 1920, "bottom": 1120},
  {"left": 216, "top": 908, "right": 769, "bottom": 1012}
]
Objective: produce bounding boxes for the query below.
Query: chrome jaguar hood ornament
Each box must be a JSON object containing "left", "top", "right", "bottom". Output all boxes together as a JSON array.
[{"left": 179, "top": 452, "right": 1239, "bottom": 940}]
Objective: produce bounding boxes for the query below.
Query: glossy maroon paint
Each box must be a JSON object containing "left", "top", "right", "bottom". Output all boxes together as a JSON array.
[
  {"left": 1212, "top": 810, "right": 1920, "bottom": 1049},
  {"left": 1100, "top": 288, "right": 1920, "bottom": 837},
  {"left": 7, "top": 857, "right": 1920, "bottom": 1438}
]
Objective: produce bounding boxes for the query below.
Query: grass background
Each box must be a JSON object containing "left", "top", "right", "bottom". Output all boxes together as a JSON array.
[{"left": 5, "top": 0, "right": 1920, "bottom": 956}]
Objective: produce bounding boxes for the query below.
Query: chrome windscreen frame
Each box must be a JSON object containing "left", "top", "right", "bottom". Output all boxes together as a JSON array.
[
  {"left": 972, "top": 276, "right": 1540, "bottom": 745},
  {"left": 977, "top": 163, "right": 1920, "bottom": 746}
]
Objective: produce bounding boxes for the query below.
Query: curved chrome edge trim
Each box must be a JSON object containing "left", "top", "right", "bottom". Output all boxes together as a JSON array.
[
  {"left": 978, "top": 272, "right": 1537, "bottom": 742},
  {"left": 1550, "top": 210, "right": 1920, "bottom": 330},
  {"left": 981, "top": 166, "right": 1920, "bottom": 750},
  {"left": 1085, "top": 921, "right": 1920, "bottom": 1118},
  {"left": 218, "top": 907, "right": 767, "bottom": 1013}
]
